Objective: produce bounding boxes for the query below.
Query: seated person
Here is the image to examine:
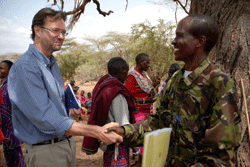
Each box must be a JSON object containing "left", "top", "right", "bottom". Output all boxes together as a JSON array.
[
  {"left": 85, "top": 92, "right": 92, "bottom": 113},
  {"left": 78, "top": 90, "right": 86, "bottom": 107},
  {"left": 78, "top": 90, "right": 88, "bottom": 116}
]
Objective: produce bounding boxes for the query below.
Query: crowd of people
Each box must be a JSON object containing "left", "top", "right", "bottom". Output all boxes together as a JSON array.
[{"left": 0, "top": 6, "right": 242, "bottom": 167}]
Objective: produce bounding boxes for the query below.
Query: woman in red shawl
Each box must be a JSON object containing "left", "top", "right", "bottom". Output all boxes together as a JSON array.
[
  {"left": 82, "top": 57, "right": 136, "bottom": 167},
  {"left": 125, "top": 53, "right": 157, "bottom": 165}
]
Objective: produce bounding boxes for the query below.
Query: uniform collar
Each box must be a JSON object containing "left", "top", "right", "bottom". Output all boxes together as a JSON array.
[{"left": 182, "top": 58, "right": 211, "bottom": 86}]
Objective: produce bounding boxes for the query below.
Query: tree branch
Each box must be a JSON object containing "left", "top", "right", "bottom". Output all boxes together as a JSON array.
[
  {"left": 93, "top": 0, "right": 113, "bottom": 17},
  {"left": 60, "top": 0, "right": 64, "bottom": 10},
  {"left": 48, "top": 0, "right": 116, "bottom": 30},
  {"left": 175, "top": 2, "right": 178, "bottom": 25},
  {"left": 173, "top": 0, "right": 189, "bottom": 14},
  {"left": 125, "top": 0, "right": 128, "bottom": 11},
  {"left": 65, "top": 0, "right": 91, "bottom": 30},
  {"left": 184, "top": 0, "right": 188, "bottom": 7}
]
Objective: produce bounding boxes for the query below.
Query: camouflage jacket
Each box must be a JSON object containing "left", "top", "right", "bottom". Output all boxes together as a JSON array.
[{"left": 122, "top": 58, "right": 241, "bottom": 167}]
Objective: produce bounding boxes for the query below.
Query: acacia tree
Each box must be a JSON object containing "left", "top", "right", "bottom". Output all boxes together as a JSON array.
[
  {"left": 55, "top": 38, "right": 86, "bottom": 81},
  {"left": 102, "top": 31, "right": 132, "bottom": 60},
  {"left": 74, "top": 31, "right": 133, "bottom": 83},
  {"left": 75, "top": 35, "right": 116, "bottom": 83}
]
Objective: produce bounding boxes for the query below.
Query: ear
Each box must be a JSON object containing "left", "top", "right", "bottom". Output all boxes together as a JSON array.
[
  {"left": 34, "top": 25, "right": 42, "bottom": 39},
  {"left": 196, "top": 35, "right": 206, "bottom": 48}
]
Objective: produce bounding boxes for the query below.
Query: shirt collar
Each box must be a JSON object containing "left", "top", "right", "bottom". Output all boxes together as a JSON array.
[
  {"left": 29, "top": 44, "right": 57, "bottom": 68},
  {"left": 183, "top": 58, "right": 211, "bottom": 86}
]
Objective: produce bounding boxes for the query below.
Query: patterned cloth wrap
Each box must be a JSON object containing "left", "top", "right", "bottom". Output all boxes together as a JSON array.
[
  {"left": 122, "top": 58, "right": 241, "bottom": 167},
  {"left": 129, "top": 68, "right": 152, "bottom": 94},
  {"left": 103, "top": 143, "right": 130, "bottom": 167},
  {"left": 126, "top": 68, "right": 153, "bottom": 156},
  {"left": 0, "top": 89, "right": 6, "bottom": 143},
  {"left": 126, "top": 68, "right": 153, "bottom": 122},
  {"left": 0, "top": 78, "right": 26, "bottom": 167}
]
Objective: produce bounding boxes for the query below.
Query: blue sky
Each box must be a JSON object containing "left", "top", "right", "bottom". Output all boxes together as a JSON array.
[{"left": 0, "top": 0, "right": 187, "bottom": 55}]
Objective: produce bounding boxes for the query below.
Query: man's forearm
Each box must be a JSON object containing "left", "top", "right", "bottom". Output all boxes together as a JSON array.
[
  {"left": 65, "top": 121, "right": 99, "bottom": 137},
  {"left": 65, "top": 122, "right": 123, "bottom": 145}
]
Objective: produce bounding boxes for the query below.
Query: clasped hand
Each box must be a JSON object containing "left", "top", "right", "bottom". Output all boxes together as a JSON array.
[{"left": 98, "top": 122, "right": 125, "bottom": 145}]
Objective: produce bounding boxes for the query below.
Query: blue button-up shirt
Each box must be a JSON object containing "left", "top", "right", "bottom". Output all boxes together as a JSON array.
[{"left": 8, "top": 44, "right": 74, "bottom": 145}]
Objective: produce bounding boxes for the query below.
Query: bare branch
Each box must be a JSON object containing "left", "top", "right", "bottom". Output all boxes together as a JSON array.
[
  {"left": 125, "top": 0, "right": 128, "bottom": 11},
  {"left": 48, "top": 0, "right": 115, "bottom": 31},
  {"left": 65, "top": 0, "right": 91, "bottom": 30},
  {"left": 52, "top": 0, "right": 57, "bottom": 5},
  {"left": 173, "top": 0, "right": 189, "bottom": 14},
  {"left": 93, "top": 0, "right": 113, "bottom": 17},
  {"left": 184, "top": 0, "right": 188, "bottom": 7},
  {"left": 60, "top": 0, "right": 64, "bottom": 10},
  {"left": 47, "top": 0, "right": 57, "bottom": 5},
  {"left": 175, "top": 2, "right": 178, "bottom": 25}
]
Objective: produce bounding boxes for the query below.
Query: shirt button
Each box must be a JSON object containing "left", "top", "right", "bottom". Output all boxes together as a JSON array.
[{"left": 194, "top": 127, "right": 199, "bottom": 132}]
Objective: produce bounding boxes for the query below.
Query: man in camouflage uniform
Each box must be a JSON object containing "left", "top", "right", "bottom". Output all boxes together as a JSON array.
[{"left": 108, "top": 14, "right": 241, "bottom": 167}]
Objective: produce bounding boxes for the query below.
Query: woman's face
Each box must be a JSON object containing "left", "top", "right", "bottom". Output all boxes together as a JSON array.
[
  {"left": 0, "top": 62, "right": 10, "bottom": 79},
  {"left": 140, "top": 57, "right": 150, "bottom": 71}
]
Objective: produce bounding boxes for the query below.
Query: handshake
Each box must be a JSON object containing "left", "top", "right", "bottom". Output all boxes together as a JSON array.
[
  {"left": 99, "top": 122, "right": 125, "bottom": 145},
  {"left": 68, "top": 108, "right": 125, "bottom": 146}
]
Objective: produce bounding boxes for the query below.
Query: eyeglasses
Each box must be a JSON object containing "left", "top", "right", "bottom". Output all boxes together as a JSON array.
[{"left": 40, "top": 26, "right": 68, "bottom": 36}]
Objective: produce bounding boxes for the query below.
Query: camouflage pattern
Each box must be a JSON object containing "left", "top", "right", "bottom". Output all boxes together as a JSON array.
[{"left": 122, "top": 58, "right": 241, "bottom": 167}]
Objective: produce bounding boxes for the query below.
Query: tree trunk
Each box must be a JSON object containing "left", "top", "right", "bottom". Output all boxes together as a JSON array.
[{"left": 189, "top": 0, "right": 250, "bottom": 166}]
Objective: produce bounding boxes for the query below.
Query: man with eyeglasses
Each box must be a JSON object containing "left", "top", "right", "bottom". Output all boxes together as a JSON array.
[{"left": 7, "top": 7, "right": 122, "bottom": 167}]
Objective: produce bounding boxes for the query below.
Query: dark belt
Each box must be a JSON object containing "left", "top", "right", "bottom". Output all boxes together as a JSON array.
[{"left": 33, "top": 136, "right": 72, "bottom": 146}]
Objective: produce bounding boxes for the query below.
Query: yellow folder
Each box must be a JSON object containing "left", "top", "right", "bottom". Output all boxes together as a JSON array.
[{"left": 142, "top": 128, "right": 172, "bottom": 167}]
